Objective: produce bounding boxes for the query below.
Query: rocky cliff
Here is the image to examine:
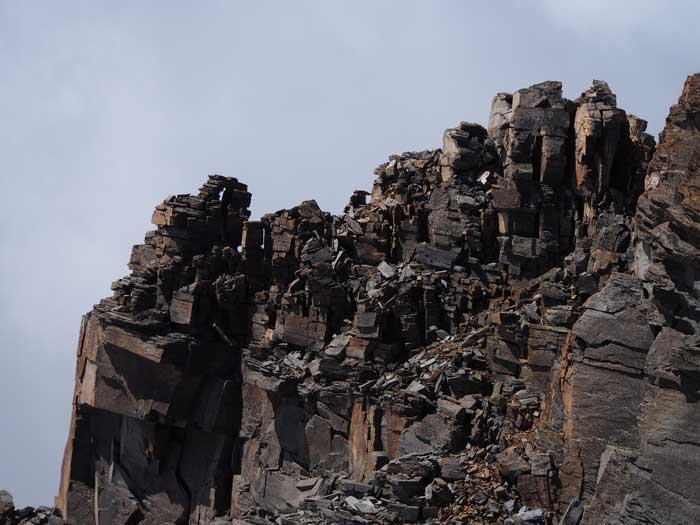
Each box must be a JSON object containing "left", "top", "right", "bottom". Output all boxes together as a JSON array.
[{"left": 4, "top": 75, "right": 699, "bottom": 525}]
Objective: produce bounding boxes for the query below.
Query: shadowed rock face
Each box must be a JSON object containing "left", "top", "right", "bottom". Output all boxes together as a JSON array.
[
  {"left": 5, "top": 75, "right": 699, "bottom": 525},
  {"left": 577, "top": 75, "right": 700, "bottom": 525}
]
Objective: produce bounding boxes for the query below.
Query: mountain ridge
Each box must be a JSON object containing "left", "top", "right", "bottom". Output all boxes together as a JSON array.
[{"left": 3, "top": 74, "right": 699, "bottom": 525}]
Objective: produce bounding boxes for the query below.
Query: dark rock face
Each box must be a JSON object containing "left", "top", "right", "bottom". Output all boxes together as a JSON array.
[
  {"left": 3, "top": 75, "right": 696, "bottom": 524},
  {"left": 577, "top": 75, "right": 700, "bottom": 525}
]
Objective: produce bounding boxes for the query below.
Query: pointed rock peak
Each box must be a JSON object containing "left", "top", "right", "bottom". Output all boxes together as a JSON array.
[
  {"left": 578, "top": 79, "right": 617, "bottom": 105},
  {"left": 512, "top": 80, "right": 565, "bottom": 110},
  {"left": 627, "top": 114, "right": 648, "bottom": 135},
  {"left": 299, "top": 199, "right": 321, "bottom": 211},
  {"left": 457, "top": 121, "right": 488, "bottom": 137},
  {"left": 531, "top": 80, "right": 563, "bottom": 91},
  {"left": 680, "top": 73, "right": 700, "bottom": 107}
]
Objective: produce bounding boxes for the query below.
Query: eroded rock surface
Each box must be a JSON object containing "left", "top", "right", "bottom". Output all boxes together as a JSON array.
[{"left": 5, "top": 75, "right": 699, "bottom": 525}]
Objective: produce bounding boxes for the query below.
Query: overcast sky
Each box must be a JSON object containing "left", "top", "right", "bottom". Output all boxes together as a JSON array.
[{"left": 1, "top": 0, "right": 698, "bottom": 507}]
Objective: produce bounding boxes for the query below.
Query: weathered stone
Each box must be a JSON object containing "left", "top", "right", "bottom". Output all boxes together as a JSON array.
[
  {"left": 0, "top": 491, "right": 15, "bottom": 525},
  {"left": 37, "top": 75, "right": 700, "bottom": 525},
  {"left": 496, "top": 447, "right": 530, "bottom": 481}
]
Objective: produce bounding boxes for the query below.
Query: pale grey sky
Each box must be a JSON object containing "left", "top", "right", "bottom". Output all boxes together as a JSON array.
[{"left": 1, "top": 0, "right": 698, "bottom": 506}]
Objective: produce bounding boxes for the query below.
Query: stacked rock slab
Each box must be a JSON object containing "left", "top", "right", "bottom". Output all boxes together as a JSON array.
[
  {"left": 44, "top": 75, "right": 700, "bottom": 525},
  {"left": 488, "top": 81, "right": 575, "bottom": 276},
  {"left": 57, "top": 177, "right": 254, "bottom": 524}
]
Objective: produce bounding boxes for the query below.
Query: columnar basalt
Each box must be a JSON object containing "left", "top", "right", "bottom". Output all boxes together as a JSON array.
[{"left": 4, "top": 75, "right": 699, "bottom": 525}]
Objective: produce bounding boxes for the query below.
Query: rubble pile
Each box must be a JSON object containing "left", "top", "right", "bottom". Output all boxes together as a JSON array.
[{"left": 4, "top": 75, "right": 699, "bottom": 525}]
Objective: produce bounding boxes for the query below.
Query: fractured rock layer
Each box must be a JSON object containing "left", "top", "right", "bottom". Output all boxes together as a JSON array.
[{"left": 5, "top": 75, "right": 696, "bottom": 525}]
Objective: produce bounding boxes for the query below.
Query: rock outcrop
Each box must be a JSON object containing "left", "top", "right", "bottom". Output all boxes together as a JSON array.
[
  {"left": 0, "top": 490, "right": 62, "bottom": 525},
  {"left": 5, "top": 74, "right": 699, "bottom": 525}
]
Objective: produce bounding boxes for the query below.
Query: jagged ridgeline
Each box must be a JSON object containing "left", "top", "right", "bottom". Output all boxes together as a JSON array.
[{"left": 4, "top": 76, "right": 697, "bottom": 525}]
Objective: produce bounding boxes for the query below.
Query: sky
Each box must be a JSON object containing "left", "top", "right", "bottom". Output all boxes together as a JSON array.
[{"left": 0, "top": 0, "right": 698, "bottom": 507}]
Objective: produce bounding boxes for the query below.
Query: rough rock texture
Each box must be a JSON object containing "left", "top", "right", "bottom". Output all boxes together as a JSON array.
[
  {"left": 5, "top": 75, "right": 700, "bottom": 525},
  {"left": 0, "top": 490, "right": 62, "bottom": 525}
]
